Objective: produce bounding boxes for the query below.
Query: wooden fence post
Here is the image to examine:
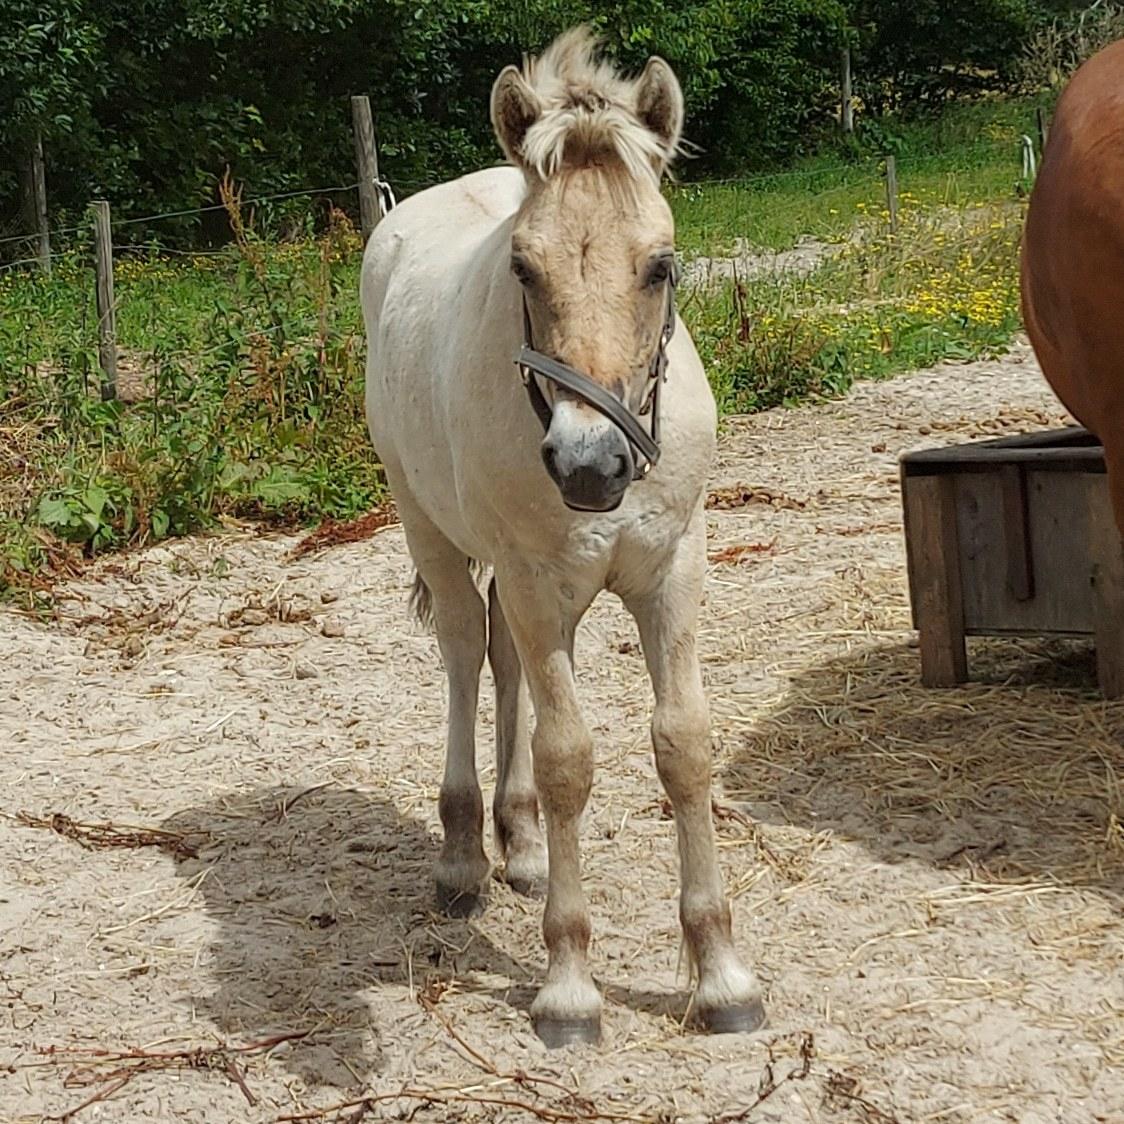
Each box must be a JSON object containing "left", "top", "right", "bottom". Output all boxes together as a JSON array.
[
  {"left": 351, "top": 95, "right": 381, "bottom": 243},
  {"left": 1036, "top": 106, "right": 1049, "bottom": 158},
  {"left": 91, "top": 200, "right": 117, "bottom": 401},
  {"left": 841, "top": 48, "right": 854, "bottom": 134},
  {"left": 30, "top": 135, "right": 51, "bottom": 274},
  {"left": 885, "top": 154, "right": 899, "bottom": 233}
]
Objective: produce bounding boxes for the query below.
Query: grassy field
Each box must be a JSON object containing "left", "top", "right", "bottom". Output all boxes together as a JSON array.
[{"left": 0, "top": 98, "right": 1039, "bottom": 600}]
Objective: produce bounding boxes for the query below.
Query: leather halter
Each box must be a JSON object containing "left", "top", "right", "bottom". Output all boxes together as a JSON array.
[{"left": 514, "top": 273, "right": 677, "bottom": 481}]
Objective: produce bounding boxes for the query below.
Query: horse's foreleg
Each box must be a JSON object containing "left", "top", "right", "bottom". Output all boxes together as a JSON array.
[
  {"left": 488, "top": 577, "right": 548, "bottom": 896},
  {"left": 399, "top": 503, "right": 490, "bottom": 917},
  {"left": 626, "top": 516, "right": 766, "bottom": 1034},
  {"left": 494, "top": 570, "right": 600, "bottom": 1047}
]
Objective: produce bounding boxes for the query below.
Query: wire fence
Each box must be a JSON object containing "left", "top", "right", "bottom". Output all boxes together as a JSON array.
[
  {"left": 0, "top": 136, "right": 1029, "bottom": 266},
  {"left": 0, "top": 132, "right": 1036, "bottom": 414}
]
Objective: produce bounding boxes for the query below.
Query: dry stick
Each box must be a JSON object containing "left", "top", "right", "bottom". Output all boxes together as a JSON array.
[
  {"left": 278, "top": 1089, "right": 644, "bottom": 1124},
  {"left": 712, "top": 1032, "right": 815, "bottom": 1124},
  {"left": 41, "top": 1029, "right": 317, "bottom": 1121},
  {"left": 277, "top": 999, "right": 648, "bottom": 1124},
  {"left": 13, "top": 811, "right": 202, "bottom": 859},
  {"left": 824, "top": 1071, "right": 901, "bottom": 1124},
  {"left": 51, "top": 1075, "right": 133, "bottom": 1123},
  {"left": 417, "top": 993, "right": 583, "bottom": 1103}
]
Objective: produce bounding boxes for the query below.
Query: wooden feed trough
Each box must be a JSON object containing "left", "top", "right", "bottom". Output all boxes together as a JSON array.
[{"left": 900, "top": 426, "right": 1124, "bottom": 698}]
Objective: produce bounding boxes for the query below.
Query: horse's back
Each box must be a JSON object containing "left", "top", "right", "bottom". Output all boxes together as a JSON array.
[
  {"left": 1023, "top": 39, "right": 1124, "bottom": 459},
  {"left": 361, "top": 166, "right": 526, "bottom": 555}
]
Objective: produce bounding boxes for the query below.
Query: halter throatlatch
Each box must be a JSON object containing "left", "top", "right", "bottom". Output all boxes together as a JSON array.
[{"left": 514, "top": 273, "right": 677, "bottom": 481}]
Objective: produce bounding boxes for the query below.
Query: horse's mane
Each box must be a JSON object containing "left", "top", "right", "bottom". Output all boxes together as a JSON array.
[{"left": 518, "top": 27, "right": 679, "bottom": 184}]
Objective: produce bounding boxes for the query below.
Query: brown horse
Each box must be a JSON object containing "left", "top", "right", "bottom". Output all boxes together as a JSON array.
[{"left": 1021, "top": 39, "right": 1124, "bottom": 533}]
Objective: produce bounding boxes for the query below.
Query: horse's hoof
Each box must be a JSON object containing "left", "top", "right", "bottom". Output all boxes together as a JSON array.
[
  {"left": 533, "top": 1014, "right": 602, "bottom": 1048},
  {"left": 504, "top": 872, "right": 547, "bottom": 899},
  {"left": 435, "top": 883, "right": 486, "bottom": 918},
  {"left": 699, "top": 998, "right": 767, "bottom": 1035}
]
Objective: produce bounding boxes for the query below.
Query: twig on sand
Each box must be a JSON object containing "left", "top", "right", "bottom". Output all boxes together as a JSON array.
[
  {"left": 712, "top": 1031, "right": 815, "bottom": 1123},
  {"left": 274, "top": 995, "right": 647, "bottom": 1124},
  {"left": 13, "top": 810, "right": 204, "bottom": 860},
  {"left": 37, "top": 1029, "right": 315, "bottom": 1120},
  {"left": 823, "top": 1070, "right": 902, "bottom": 1123}
]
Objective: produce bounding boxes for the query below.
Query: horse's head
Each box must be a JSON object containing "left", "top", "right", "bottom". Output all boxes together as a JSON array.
[{"left": 491, "top": 28, "right": 684, "bottom": 513}]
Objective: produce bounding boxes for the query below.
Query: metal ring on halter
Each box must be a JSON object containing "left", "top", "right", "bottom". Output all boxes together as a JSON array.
[{"left": 513, "top": 274, "right": 677, "bottom": 481}]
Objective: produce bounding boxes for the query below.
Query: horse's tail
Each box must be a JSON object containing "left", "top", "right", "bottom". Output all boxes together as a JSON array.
[
  {"left": 409, "top": 572, "right": 434, "bottom": 630},
  {"left": 408, "top": 561, "right": 488, "bottom": 631}
]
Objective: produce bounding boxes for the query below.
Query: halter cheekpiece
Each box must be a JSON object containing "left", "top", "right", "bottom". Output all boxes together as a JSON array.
[{"left": 513, "top": 271, "right": 678, "bottom": 481}]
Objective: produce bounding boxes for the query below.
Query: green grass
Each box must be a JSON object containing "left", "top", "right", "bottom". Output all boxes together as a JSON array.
[
  {"left": 0, "top": 97, "right": 1037, "bottom": 600},
  {"left": 670, "top": 94, "right": 1044, "bottom": 255}
]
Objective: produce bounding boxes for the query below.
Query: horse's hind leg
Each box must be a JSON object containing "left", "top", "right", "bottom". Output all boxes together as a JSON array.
[
  {"left": 398, "top": 499, "right": 490, "bottom": 917},
  {"left": 488, "top": 577, "right": 548, "bottom": 896}
]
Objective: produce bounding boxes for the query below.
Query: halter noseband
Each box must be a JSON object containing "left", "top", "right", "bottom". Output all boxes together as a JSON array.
[{"left": 513, "top": 273, "right": 677, "bottom": 481}]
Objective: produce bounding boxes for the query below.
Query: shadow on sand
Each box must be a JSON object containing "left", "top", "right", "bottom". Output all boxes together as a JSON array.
[{"left": 163, "top": 786, "right": 534, "bottom": 1087}]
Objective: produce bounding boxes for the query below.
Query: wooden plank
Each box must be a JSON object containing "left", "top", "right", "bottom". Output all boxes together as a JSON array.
[
  {"left": 958, "top": 471, "right": 1093, "bottom": 635},
  {"left": 902, "top": 473, "right": 968, "bottom": 685},
  {"left": 901, "top": 426, "right": 1094, "bottom": 468},
  {"left": 91, "top": 200, "right": 117, "bottom": 401},
  {"left": 1000, "top": 465, "right": 1034, "bottom": 601},
  {"left": 901, "top": 431, "right": 1103, "bottom": 476},
  {"left": 841, "top": 49, "right": 854, "bottom": 134},
  {"left": 351, "top": 95, "right": 381, "bottom": 244},
  {"left": 1084, "top": 476, "right": 1124, "bottom": 699}
]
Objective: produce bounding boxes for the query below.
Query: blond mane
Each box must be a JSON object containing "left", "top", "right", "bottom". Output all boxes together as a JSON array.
[{"left": 517, "top": 28, "right": 679, "bottom": 183}]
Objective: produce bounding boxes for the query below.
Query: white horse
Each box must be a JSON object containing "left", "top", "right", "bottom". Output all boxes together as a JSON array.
[{"left": 361, "top": 27, "right": 764, "bottom": 1047}]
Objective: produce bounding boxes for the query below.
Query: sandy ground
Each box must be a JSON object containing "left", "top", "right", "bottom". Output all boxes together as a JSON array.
[{"left": 2, "top": 340, "right": 1122, "bottom": 1124}]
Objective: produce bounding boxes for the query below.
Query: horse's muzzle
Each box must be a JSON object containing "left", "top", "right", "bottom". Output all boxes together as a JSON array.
[{"left": 541, "top": 421, "right": 634, "bottom": 512}]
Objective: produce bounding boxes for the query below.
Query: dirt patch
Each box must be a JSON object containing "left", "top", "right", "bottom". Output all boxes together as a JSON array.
[{"left": 2, "top": 339, "right": 1121, "bottom": 1122}]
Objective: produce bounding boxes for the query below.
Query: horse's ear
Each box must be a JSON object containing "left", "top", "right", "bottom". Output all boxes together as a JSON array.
[
  {"left": 491, "top": 65, "right": 542, "bottom": 168},
  {"left": 635, "top": 57, "right": 684, "bottom": 173}
]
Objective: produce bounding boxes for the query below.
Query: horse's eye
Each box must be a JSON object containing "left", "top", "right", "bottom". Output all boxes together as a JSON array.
[
  {"left": 511, "top": 257, "right": 535, "bottom": 286},
  {"left": 645, "top": 256, "right": 674, "bottom": 288}
]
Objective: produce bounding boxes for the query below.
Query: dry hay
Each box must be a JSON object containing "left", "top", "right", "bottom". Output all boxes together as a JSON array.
[{"left": 1, "top": 340, "right": 1122, "bottom": 1122}]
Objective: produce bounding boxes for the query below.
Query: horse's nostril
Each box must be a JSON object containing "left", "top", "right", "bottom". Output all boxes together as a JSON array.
[{"left": 541, "top": 438, "right": 559, "bottom": 476}]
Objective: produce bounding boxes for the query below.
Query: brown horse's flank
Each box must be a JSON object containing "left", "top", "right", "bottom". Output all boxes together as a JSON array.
[{"left": 1022, "top": 39, "right": 1124, "bottom": 532}]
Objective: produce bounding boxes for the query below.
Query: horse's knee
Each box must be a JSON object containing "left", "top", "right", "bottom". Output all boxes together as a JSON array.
[
  {"left": 532, "top": 725, "right": 592, "bottom": 821},
  {"left": 651, "top": 700, "right": 711, "bottom": 799}
]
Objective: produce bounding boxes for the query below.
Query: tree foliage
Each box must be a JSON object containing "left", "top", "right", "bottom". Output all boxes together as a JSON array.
[{"left": 0, "top": 1, "right": 1071, "bottom": 234}]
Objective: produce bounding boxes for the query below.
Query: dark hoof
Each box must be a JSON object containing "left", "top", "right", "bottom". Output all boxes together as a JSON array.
[
  {"left": 699, "top": 998, "right": 768, "bottom": 1035},
  {"left": 435, "top": 883, "right": 486, "bottom": 918},
  {"left": 504, "top": 872, "right": 547, "bottom": 899},
  {"left": 533, "top": 1015, "right": 601, "bottom": 1049}
]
